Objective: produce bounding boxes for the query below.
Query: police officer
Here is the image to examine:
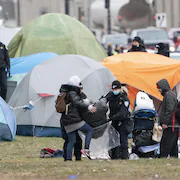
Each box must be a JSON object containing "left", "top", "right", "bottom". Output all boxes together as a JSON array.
[
  {"left": 0, "top": 42, "right": 10, "bottom": 100},
  {"left": 105, "top": 80, "right": 130, "bottom": 159}
]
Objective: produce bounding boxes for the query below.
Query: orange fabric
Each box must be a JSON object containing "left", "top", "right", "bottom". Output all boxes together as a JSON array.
[{"left": 102, "top": 52, "right": 180, "bottom": 107}]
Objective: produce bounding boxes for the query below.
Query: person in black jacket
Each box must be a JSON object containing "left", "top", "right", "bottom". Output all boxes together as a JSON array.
[
  {"left": 128, "top": 36, "right": 147, "bottom": 52},
  {"left": 105, "top": 80, "right": 130, "bottom": 159},
  {"left": 156, "top": 78, "right": 178, "bottom": 158},
  {"left": 155, "top": 43, "right": 170, "bottom": 57},
  {"left": 60, "top": 76, "right": 96, "bottom": 161},
  {"left": 61, "top": 82, "right": 87, "bottom": 161},
  {"left": 0, "top": 42, "right": 10, "bottom": 100}
]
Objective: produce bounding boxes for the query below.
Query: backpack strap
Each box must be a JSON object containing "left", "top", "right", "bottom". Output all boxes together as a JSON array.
[{"left": 172, "top": 112, "right": 176, "bottom": 132}]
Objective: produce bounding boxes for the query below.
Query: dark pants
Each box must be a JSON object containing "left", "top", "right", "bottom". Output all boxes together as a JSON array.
[
  {"left": 111, "top": 121, "right": 129, "bottom": 159},
  {"left": 160, "top": 127, "right": 179, "bottom": 158},
  {"left": 66, "top": 123, "right": 93, "bottom": 160},
  {"left": 0, "top": 68, "right": 7, "bottom": 100},
  {"left": 62, "top": 126, "right": 82, "bottom": 161}
]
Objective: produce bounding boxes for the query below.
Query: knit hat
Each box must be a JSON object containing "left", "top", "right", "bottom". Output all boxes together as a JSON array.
[
  {"left": 67, "top": 75, "right": 81, "bottom": 87},
  {"left": 112, "top": 80, "right": 121, "bottom": 89},
  {"left": 155, "top": 43, "right": 165, "bottom": 50},
  {"left": 133, "top": 36, "right": 142, "bottom": 44}
]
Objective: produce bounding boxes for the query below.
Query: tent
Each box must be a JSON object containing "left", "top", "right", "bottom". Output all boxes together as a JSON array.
[
  {"left": 8, "top": 55, "right": 116, "bottom": 137},
  {"left": 8, "top": 13, "right": 107, "bottom": 62},
  {"left": 9, "top": 52, "right": 58, "bottom": 84},
  {"left": 102, "top": 52, "right": 180, "bottom": 110},
  {"left": 0, "top": 97, "right": 16, "bottom": 141},
  {"left": 6, "top": 52, "right": 58, "bottom": 102}
]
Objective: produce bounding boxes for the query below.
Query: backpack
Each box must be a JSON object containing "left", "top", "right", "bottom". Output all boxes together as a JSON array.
[
  {"left": 55, "top": 92, "right": 67, "bottom": 113},
  {"left": 134, "top": 91, "right": 155, "bottom": 111}
]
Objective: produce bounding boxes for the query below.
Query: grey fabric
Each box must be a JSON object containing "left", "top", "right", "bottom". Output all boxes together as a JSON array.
[
  {"left": 8, "top": 55, "right": 116, "bottom": 128},
  {"left": 64, "top": 121, "right": 85, "bottom": 133},
  {"left": 0, "top": 123, "right": 12, "bottom": 141},
  {"left": 157, "top": 79, "right": 177, "bottom": 125},
  {"left": 81, "top": 99, "right": 108, "bottom": 128}
]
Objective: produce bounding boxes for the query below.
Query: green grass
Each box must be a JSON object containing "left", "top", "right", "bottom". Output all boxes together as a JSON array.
[{"left": 0, "top": 136, "right": 180, "bottom": 180}]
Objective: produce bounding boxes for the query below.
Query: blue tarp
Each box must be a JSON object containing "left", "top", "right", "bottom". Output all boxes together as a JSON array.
[
  {"left": 10, "top": 52, "right": 58, "bottom": 75},
  {"left": 0, "top": 97, "right": 16, "bottom": 141}
]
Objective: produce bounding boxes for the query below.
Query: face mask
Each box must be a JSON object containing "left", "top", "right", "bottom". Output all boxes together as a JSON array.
[
  {"left": 155, "top": 49, "right": 158, "bottom": 53},
  {"left": 113, "top": 90, "right": 120, "bottom": 95}
]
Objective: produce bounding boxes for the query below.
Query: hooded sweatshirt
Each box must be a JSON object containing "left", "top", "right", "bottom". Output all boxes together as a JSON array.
[{"left": 156, "top": 79, "right": 177, "bottom": 126}]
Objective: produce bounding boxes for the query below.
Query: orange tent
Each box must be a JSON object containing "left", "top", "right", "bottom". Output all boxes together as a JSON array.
[{"left": 102, "top": 52, "right": 180, "bottom": 109}]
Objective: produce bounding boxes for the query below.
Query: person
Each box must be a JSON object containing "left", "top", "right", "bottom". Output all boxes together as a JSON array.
[
  {"left": 114, "top": 45, "right": 120, "bottom": 55},
  {"left": 61, "top": 82, "right": 87, "bottom": 161},
  {"left": 60, "top": 76, "right": 96, "bottom": 161},
  {"left": 107, "top": 43, "right": 113, "bottom": 56},
  {"left": 104, "top": 80, "right": 130, "bottom": 159},
  {"left": 0, "top": 42, "right": 10, "bottom": 100},
  {"left": 156, "top": 78, "right": 178, "bottom": 158},
  {"left": 128, "top": 36, "right": 147, "bottom": 52},
  {"left": 155, "top": 43, "right": 170, "bottom": 57}
]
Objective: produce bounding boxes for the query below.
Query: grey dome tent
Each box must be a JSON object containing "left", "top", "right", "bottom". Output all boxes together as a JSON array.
[{"left": 8, "top": 55, "right": 116, "bottom": 137}]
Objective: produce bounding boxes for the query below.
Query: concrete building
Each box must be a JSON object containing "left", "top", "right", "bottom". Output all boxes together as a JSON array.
[
  {"left": 0, "top": 0, "right": 88, "bottom": 27},
  {"left": 155, "top": 0, "right": 180, "bottom": 29}
]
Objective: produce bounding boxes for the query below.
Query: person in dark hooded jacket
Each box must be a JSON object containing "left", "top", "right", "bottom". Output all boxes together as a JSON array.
[
  {"left": 128, "top": 36, "right": 147, "bottom": 52},
  {"left": 60, "top": 76, "right": 96, "bottom": 161},
  {"left": 156, "top": 78, "right": 178, "bottom": 158},
  {"left": 155, "top": 43, "right": 170, "bottom": 57},
  {"left": 61, "top": 82, "right": 87, "bottom": 161}
]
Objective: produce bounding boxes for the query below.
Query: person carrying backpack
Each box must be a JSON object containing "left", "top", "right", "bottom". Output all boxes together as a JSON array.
[
  {"left": 156, "top": 78, "right": 178, "bottom": 158},
  {"left": 58, "top": 76, "right": 96, "bottom": 161}
]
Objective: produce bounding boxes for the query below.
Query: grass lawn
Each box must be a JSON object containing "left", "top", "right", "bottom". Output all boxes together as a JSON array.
[{"left": 0, "top": 136, "right": 180, "bottom": 180}]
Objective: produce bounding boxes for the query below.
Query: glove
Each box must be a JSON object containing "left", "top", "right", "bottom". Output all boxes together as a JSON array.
[{"left": 7, "top": 68, "right": 11, "bottom": 77}]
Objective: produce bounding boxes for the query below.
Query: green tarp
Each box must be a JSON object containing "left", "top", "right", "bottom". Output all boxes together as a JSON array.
[{"left": 8, "top": 13, "right": 107, "bottom": 62}]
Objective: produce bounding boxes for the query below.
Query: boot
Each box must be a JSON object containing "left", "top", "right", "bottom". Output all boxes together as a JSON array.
[{"left": 121, "top": 148, "right": 129, "bottom": 160}]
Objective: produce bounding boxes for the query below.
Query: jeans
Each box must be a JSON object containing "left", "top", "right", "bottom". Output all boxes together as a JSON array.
[
  {"left": 66, "top": 123, "right": 93, "bottom": 160},
  {"left": 62, "top": 126, "right": 82, "bottom": 161},
  {"left": 0, "top": 68, "right": 7, "bottom": 100}
]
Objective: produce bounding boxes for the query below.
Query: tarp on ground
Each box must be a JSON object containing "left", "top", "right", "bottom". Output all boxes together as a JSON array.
[
  {"left": 8, "top": 13, "right": 107, "bottom": 62},
  {"left": 8, "top": 55, "right": 116, "bottom": 137},
  {"left": 9, "top": 52, "right": 58, "bottom": 84},
  {"left": 102, "top": 52, "right": 180, "bottom": 110}
]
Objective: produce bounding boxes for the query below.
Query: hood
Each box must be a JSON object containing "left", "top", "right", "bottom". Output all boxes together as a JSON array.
[
  {"left": 67, "top": 75, "right": 81, "bottom": 87},
  {"left": 120, "top": 86, "right": 128, "bottom": 95},
  {"left": 60, "top": 84, "right": 80, "bottom": 94},
  {"left": 157, "top": 79, "right": 171, "bottom": 95}
]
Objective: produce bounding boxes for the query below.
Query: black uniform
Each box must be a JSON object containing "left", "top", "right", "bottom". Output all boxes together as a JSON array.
[
  {"left": 105, "top": 91, "right": 130, "bottom": 159},
  {"left": 0, "top": 42, "right": 10, "bottom": 100},
  {"left": 157, "top": 79, "right": 178, "bottom": 158}
]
